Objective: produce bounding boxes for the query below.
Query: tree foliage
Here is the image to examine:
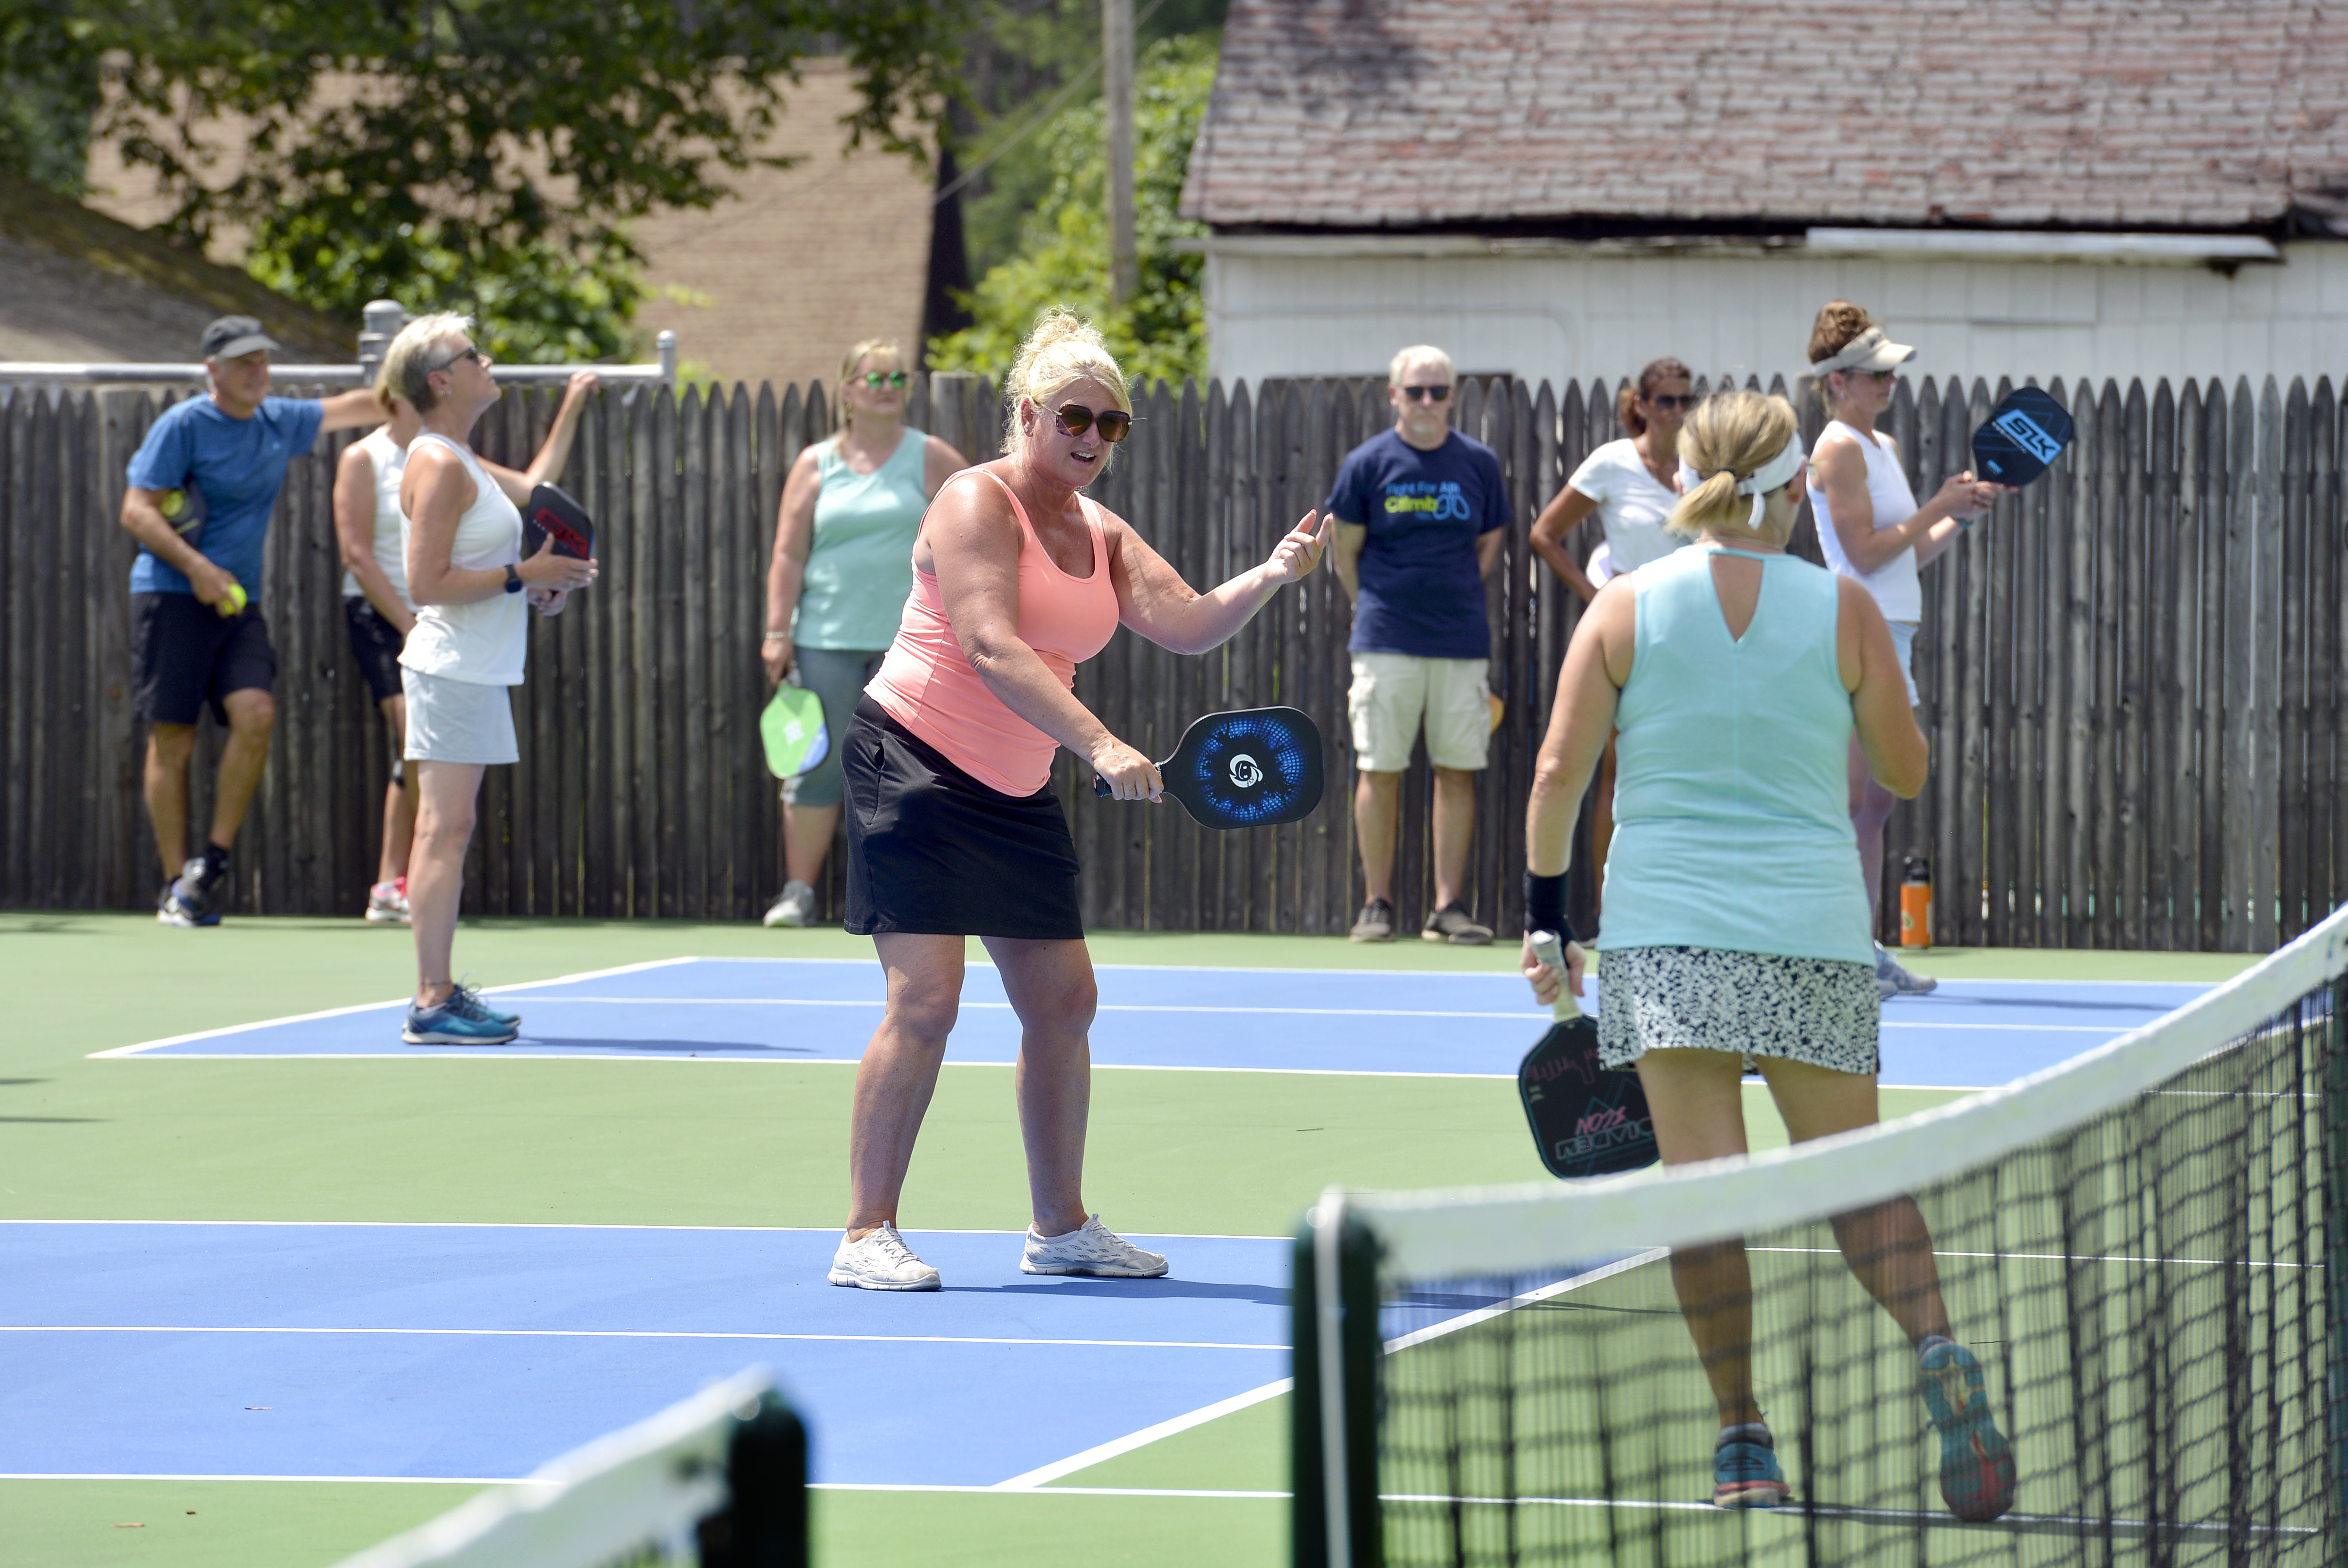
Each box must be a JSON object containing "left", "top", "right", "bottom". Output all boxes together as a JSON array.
[
  {"left": 928, "top": 33, "right": 1214, "bottom": 387},
  {"left": 5, "top": 0, "right": 969, "bottom": 359}
]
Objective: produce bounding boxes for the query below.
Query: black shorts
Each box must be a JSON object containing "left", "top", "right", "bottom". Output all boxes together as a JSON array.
[
  {"left": 344, "top": 596, "right": 409, "bottom": 704},
  {"left": 132, "top": 591, "right": 277, "bottom": 727},
  {"left": 844, "top": 696, "right": 1084, "bottom": 941}
]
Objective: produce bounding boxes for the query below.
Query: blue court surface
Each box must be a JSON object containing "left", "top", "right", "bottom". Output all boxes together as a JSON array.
[
  {"left": 95, "top": 956, "right": 2210, "bottom": 1092},
  {"left": 26, "top": 958, "right": 2212, "bottom": 1497},
  {"left": 1, "top": 1221, "right": 1290, "bottom": 1489}
]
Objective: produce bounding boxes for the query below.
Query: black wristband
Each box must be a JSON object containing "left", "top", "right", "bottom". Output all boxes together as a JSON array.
[
  {"left": 504, "top": 563, "right": 523, "bottom": 594},
  {"left": 1523, "top": 869, "right": 1572, "bottom": 943}
]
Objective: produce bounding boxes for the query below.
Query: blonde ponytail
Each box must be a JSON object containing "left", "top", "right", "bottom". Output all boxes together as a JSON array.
[{"left": 1668, "top": 392, "right": 1802, "bottom": 545}]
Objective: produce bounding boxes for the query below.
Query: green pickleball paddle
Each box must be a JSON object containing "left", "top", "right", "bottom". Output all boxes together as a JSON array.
[{"left": 760, "top": 685, "right": 829, "bottom": 779}]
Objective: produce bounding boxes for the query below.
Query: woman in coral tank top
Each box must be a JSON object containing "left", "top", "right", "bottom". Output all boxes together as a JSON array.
[{"left": 826, "top": 311, "right": 1331, "bottom": 1293}]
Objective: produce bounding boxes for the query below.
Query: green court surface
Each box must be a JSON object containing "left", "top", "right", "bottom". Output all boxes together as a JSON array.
[{"left": 0, "top": 914, "right": 2252, "bottom": 1568}]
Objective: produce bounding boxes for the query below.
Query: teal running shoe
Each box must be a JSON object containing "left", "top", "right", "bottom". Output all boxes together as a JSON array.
[
  {"left": 404, "top": 986, "right": 519, "bottom": 1045},
  {"left": 1712, "top": 1426, "right": 1790, "bottom": 1509},
  {"left": 451, "top": 979, "right": 520, "bottom": 1028},
  {"left": 1918, "top": 1337, "right": 2017, "bottom": 1521}
]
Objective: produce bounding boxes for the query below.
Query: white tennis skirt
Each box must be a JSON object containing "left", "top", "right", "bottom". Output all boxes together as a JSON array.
[{"left": 402, "top": 666, "right": 519, "bottom": 766}]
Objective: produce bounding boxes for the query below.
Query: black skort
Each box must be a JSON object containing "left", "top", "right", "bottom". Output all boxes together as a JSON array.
[
  {"left": 344, "top": 595, "right": 409, "bottom": 704},
  {"left": 132, "top": 591, "right": 276, "bottom": 726},
  {"left": 844, "top": 695, "right": 1084, "bottom": 941}
]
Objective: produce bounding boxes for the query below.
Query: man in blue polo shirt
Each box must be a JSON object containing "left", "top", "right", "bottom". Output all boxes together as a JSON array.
[
  {"left": 122, "top": 315, "right": 385, "bottom": 926},
  {"left": 1327, "top": 344, "right": 1509, "bottom": 945}
]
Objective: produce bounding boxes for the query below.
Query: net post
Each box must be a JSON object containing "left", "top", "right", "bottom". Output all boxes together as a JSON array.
[
  {"left": 705, "top": 1387, "right": 808, "bottom": 1568},
  {"left": 1293, "top": 1191, "right": 1381, "bottom": 1568}
]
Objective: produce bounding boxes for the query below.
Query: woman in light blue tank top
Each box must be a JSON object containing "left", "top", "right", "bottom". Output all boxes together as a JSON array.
[
  {"left": 1518, "top": 392, "right": 2017, "bottom": 1521},
  {"left": 758, "top": 340, "right": 967, "bottom": 928}
]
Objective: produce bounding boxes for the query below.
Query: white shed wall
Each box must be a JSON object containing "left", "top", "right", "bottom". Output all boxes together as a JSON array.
[{"left": 1202, "top": 242, "right": 2348, "bottom": 388}]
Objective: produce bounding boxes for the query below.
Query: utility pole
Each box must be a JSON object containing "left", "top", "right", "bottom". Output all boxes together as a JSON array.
[{"left": 1102, "top": 0, "right": 1138, "bottom": 307}]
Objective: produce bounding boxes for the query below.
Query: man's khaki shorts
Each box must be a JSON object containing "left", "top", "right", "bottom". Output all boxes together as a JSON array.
[{"left": 1348, "top": 651, "right": 1490, "bottom": 773}]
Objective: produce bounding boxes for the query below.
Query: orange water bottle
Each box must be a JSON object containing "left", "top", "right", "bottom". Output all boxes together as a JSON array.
[{"left": 1899, "top": 856, "right": 1932, "bottom": 950}]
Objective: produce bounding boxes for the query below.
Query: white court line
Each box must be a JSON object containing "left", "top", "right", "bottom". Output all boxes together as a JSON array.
[
  {"left": 0, "top": 1474, "right": 1287, "bottom": 1497},
  {"left": 87, "top": 957, "right": 700, "bottom": 1058},
  {"left": 992, "top": 1377, "right": 1293, "bottom": 1489},
  {"left": 494, "top": 996, "right": 1551, "bottom": 1021},
  {"left": 0, "top": 1219, "right": 1287, "bottom": 1240},
  {"left": 0, "top": 1325, "right": 1280, "bottom": 1351},
  {"left": 483, "top": 995, "right": 2133, "bottom": 1032}
]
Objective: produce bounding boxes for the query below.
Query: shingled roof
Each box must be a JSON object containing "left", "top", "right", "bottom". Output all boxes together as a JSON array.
[{"left": 1181, "top": 0, "right": 2348, "bottom": 236}]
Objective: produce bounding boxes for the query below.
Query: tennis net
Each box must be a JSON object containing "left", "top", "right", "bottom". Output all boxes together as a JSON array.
[
  {"left": 1295, "top": 906, "right": 2348, "bottom": 1567},
  {"left": 331, "top": 1369, "right": 806, "bottom": 1568}
]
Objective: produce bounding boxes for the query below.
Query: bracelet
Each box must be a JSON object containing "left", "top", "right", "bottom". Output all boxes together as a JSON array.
[
  {"left": 1523, "top": 869, "right": 1574, "bottom": 944},
  {"left": 763, "top": 632, "right": 790, "bottom": 642}
]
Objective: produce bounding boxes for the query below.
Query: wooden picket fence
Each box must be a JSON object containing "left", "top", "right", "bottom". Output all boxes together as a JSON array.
[{"left": 1, "top": 368, "right": 2340, "bottom": 950}]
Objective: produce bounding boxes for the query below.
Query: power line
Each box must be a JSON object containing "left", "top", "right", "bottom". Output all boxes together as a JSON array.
[{"left": 935, "top": 0, "right": 1171, "bottom": 207}]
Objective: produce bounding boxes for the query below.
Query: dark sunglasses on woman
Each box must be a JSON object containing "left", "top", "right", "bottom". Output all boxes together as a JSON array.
[
  {"left": 1645, "top": 393, "right": 1697, "bottom": 411},
  {"left": 1053, "top": 403, "right": 1136, "bottom": 443},
  {"left": 1399, "top": 384, "right": 1451, "bottom": 403},
  {"left": 860, "top": 370, "right": 909, "bottom": 388}
]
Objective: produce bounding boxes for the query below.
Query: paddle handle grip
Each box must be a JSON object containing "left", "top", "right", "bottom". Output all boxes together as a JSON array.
[
  {"left": 1529, "top": 931, "right": 1584, "bottom": 1023},
  {"left": 1092, "top": 774, "right": 1111, "bottom": 797}
]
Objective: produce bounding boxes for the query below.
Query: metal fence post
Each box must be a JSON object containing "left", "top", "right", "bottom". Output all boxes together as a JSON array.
[{"left": 358, "top": 299, "right": 407, "bottom": 385}]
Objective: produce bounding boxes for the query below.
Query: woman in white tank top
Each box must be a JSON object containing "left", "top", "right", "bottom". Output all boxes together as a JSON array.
[
  {"left": 332, "top": 370, "right": 599, "bottom": 928},
  {"left": 382, "top": 312, "right": 601, "bottom": 1047},
  {"left": 1804, "top": 304, "right": 2004, "bottom": 995}
]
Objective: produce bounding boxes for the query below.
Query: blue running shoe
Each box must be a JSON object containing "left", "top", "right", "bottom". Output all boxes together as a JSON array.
[
  {"left": 1713, "top": 1426, "right": 1790, "bottom": 1509},
  {"left": 404, "top": 986, "right": 519, "bottom": 1045},
  {"left": 1918, "top": 1337, "right": 2017, "bottom": 1521},
  {"left": 450, "top": 979, "right": 520, "bottom": 1028},
  {"left": 157, "top": 861, "right": 220, "bottom": 928}
]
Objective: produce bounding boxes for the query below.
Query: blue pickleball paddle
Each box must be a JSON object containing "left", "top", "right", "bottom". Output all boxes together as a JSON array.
[
  {"left": 1092, "top": 706, "right": 1324, "bottom": 828},
  {"left": 1970, "top": 386, "right": 2074, "bottom": 487}
]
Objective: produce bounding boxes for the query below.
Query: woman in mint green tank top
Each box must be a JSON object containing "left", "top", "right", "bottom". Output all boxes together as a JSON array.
[
  {"left": 1517, "top": 393, "right": 2017, "bottom": 1523},
  {"left": 759, "top": 340, "right": 967, "bottom": 928}
]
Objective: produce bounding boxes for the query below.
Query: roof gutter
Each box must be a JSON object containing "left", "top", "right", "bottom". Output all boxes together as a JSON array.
[
  {"left": 1176, "top": 229, "right": 2283, "bottom": 266},
  {"left": 1803, "top": 228, "right": 2280, "bottom": 264}
]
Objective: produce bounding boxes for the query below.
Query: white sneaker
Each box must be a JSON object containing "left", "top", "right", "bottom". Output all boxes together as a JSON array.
[
  {"left": 762, "top": 879, "right": 816, "bottom": 928},
  {"left": 1876, "top": 944, "right": 1938, "bottom": 999},
  {"left": 827, "top": 1223, "right": 941, "bottom": 1291},
  {"left": 1021, "top": 1215, "right": 1169, "bottom": 1278},
  {"left": 365, "top": 879, "right": 410, "bottom": 925}
]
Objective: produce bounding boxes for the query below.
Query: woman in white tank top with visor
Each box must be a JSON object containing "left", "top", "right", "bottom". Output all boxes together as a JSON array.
[
  {"left": 1804, "top": 304, "right": 2004, "bottom": 999},
  {"left": 1518, "top": 391, "right": 2017, "bottom": 1522},
  {"left": 379, "top": 313, "right": 599, "bottom": 1047}
]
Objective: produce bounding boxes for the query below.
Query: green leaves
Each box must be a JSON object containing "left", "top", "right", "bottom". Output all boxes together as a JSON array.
[
  {"left": 14, "top": 0, "right": 973, "bottom": 361},
  {"left": 929, "top": 32, "right": 1213, "bottom": 387}
]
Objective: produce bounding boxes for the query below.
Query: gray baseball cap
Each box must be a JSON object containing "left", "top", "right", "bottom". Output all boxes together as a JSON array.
[{"left": 201, "top": 316, "right": 282, "bottom": 361}]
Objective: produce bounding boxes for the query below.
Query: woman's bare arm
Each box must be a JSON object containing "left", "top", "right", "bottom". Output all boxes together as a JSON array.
[
  {"left": 1837, "top": 576, "right": 1928, "bottom": 795},
  {"left": 1525, "top": 579, "right": 1634, "bottom": 878},
  {"left": 762, "top": 445, "right": 823, "bottom": 684},
  {"left": 1530, "top": 487, "right": 1602, "bottom": 602},
  {"left": 1106, "top": 509, "right": 1330, "bottom": 656},
  {"left": 333, "top": 443, "right": 414, "bottom": 634},
  {"left": 1812, "top": 431, "right": 1995, "bottom": 575},
  {"left": 482, "top": 372, "right": 601, "bottom": 506},
  {"left": 404, "top": 444, "right": 594, "bottom": 606},
  {"left": 926, "top": 473, "right": 1160, "bottom": 798}
]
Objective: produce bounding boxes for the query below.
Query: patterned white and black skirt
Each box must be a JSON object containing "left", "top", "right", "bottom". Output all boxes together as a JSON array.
[{"left": 1597, "top": 945, "right": 1880, "bottom": 1075}]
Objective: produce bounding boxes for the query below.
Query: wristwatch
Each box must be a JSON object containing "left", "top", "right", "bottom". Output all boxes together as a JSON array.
[{"left": 503, "top": 564, "right": 523, "bottom": 594}]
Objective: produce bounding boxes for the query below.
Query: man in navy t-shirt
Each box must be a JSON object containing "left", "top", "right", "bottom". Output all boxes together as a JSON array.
[
  {"left": 1327, "top": 344, "right": 1509, "bottom": 945},
  {"left": 121, "top": 315, "right": 385, "bottom": 926}
]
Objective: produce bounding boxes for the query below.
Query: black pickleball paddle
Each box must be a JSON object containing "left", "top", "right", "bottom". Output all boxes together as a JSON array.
[
  {"left": 1970, "top": 387, "right": 2074, "bottom": 488},
  {"left": 1518, "top": 931, "right": 1659, "bottom": 1180},
  {"left": 1091, "top": 706, "right": 1324, "bottom": 829},
  {"left": 524, "top": 481, "right": 596, "bottom": 560}
]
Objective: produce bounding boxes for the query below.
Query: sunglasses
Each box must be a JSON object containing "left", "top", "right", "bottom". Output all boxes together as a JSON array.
[
  {"left": 1052, "top": 403, "right": 1135, "bottom": 443},
  {"left": 1855, "top": 367, "right": 1899, "bottom": 383},
  {"left": 1645, "top": 394, "right": 1697, "bottom": 411},
  {"left": 430, "top": 346, "right": 483, "bottom": 373},
  {"left": 1398, "top": 384, "right": 1452, "bottom": 403},
  {"left": 859, "top": 370, "right": 909, "bottom": 389}
]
